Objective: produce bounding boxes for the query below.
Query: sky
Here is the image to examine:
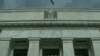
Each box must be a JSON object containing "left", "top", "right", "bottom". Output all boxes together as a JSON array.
[{"left": 1, "top": 0, "right": 100, "bottom": 9}]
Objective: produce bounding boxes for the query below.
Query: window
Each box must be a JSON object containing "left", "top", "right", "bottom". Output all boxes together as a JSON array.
[
  {"left": 40, "top": 38, "right": 62, "bottom": 56},
  {"left": 73, "top": 38, "right": 94, "bottom": 56},
  {"left": 0, "top": 29, "right": 2, "bottom": 33},
  {"left": 43, "top": 49, "right": 59, "bottom": 56},
  {"left": 13, "top": 49, "right": 28, "bottom": 56},
  {"left": 44, "top": 10, "right": 57, "bottom": 19},
  {"left": 10, "top": 38, "right": 29, "bottom": 56},
  {"left": 74, "top": 49, "right": 89, "bottom": 56}
]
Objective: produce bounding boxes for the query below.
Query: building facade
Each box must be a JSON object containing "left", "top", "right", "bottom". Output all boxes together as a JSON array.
[{"left": 0, "top": 9, "right": 100, "bottom": 56}]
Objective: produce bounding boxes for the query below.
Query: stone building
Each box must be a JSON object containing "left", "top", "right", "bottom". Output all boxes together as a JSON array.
[{"left": 0, "top": 9, "right": 100, "bottom": 56}]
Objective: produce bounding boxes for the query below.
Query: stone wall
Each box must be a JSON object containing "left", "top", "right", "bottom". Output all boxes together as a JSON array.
[
  {"left": 0, "top": 9, "right": 100, "bottom": 21},
  {"left": 0, "top": 28, "right": 100, "bottom": 38}
]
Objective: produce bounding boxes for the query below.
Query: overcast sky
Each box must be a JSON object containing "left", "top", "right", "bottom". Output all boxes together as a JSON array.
[{"left": 0, "top": 0, "right": 100, "bottom": 8}]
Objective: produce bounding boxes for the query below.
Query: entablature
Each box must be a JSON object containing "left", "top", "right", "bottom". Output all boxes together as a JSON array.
[{"left": 0, "top": 20, "right": 100, "bottom": 28}]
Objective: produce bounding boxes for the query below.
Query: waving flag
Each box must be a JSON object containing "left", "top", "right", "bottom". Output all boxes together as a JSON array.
[{"left": 50, "top": 0, "right": 54, "bottom": 5}]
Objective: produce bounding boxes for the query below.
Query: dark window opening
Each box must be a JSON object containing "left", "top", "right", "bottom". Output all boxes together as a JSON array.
[
  {"left": 15, "top": 40, "right": 28, "bottom": 43},
  {"left": 73, "top": 38, "right": 94, "bottom": 56},
  {"left": 13, "top": 49, "right": 28, "bottom": 56},
  {"left": 0, "top": 29, "right": 2, "bottom": 33},
  {"left": 43, "top": 49, "right": 59, "bottom": 56},
  {"left": 40, "top": 38, "right": 62, "bottom": 56},
  {"left": 74, "top": 49, "right": 89, "bottom": 56},
  {"left": 11, "top": 38, "right": 29, "bottom": 56}
]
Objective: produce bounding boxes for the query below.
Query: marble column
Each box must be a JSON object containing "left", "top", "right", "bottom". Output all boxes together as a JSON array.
[
  {"left": 27, "top": 37, "right": 40, "bottom": 56},
  {"left": 62, "top": 38, "right": 75, "bottom": 56},
  {"left": 0, "top": 38, "right": 10, "bottom": 56},
  {"left": 92, "top": 38, "right": 100, "bottom": 56}
]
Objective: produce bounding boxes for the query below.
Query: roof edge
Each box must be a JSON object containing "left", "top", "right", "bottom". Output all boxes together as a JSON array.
[{"left": 0, "top": 8, "right": 100, "bottom": 12}]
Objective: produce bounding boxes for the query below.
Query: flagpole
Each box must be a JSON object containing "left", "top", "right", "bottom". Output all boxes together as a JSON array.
[{"left": 49, "top": 0, "right": 55, "bottom": 19}]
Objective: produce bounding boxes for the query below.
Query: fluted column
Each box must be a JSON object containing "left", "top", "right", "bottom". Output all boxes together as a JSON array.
[
  {"left": 92, "top": 38, "right": 100, "bottom": 56},
  {"left": 0, "top": 38, "right": 10, "bottom": 56},
  {"left": 27, "top": 37, "right": 40, "bottom": 56},
  {"left": 62, "top": 38, "right": 75, "bottom": 56}
]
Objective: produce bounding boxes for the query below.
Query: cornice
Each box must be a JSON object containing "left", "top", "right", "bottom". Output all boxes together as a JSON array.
[
  {"left": 0, "top": 20, "right": 100, "bottom": 28},
  {"left": 0, "top": 8, "right": 100, "bottom": 12},
  {"left": 0, "top": 20, "right": 100, "bottom": 24}
]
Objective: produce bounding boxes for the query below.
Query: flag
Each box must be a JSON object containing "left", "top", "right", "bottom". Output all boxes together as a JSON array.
[{"left": 50, "top": 0, "right": 54, "bottom": 5}]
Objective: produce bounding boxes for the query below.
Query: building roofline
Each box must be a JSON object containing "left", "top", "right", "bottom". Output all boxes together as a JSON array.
[{"left": 0, "top": 8, "right": 100, "bottom": 12}]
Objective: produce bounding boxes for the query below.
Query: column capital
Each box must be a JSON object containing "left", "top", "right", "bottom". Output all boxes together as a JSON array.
[
  {"left": 28, "top": 37, "right": 40, "bottom": 41},
  {"left": 0, "top": 38, "right": 11, "bottom": 41},
  {"left": 62, "top": 37, "right": 74, "bottom": 43},
  {"left": 92, "top": 37, "right": 100, "bottom": 41}
]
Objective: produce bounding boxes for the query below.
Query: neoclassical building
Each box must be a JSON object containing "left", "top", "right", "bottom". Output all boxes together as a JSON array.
[{"left": 0, "top": 9, "right": 100, "bottom": 56}]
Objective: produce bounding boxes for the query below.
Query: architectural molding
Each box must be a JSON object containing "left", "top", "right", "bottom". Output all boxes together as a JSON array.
[
  {"left": 92, "top": 37, "right": 100, "bottom": 41},
  {"left": 0, "top": 38, "right": 11, "bottom": 41},
  {"left": 1, "top": 8, "right": 100, "bottom": 12},
  {"left": 61, "top": 37, "right": 74, "bottom": 43},
  {"left": 28, "top": 37, "right": 40, "bottom": 41},
  {"left": 0, "top": 20, "right": 100, "bottom": 28}
]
